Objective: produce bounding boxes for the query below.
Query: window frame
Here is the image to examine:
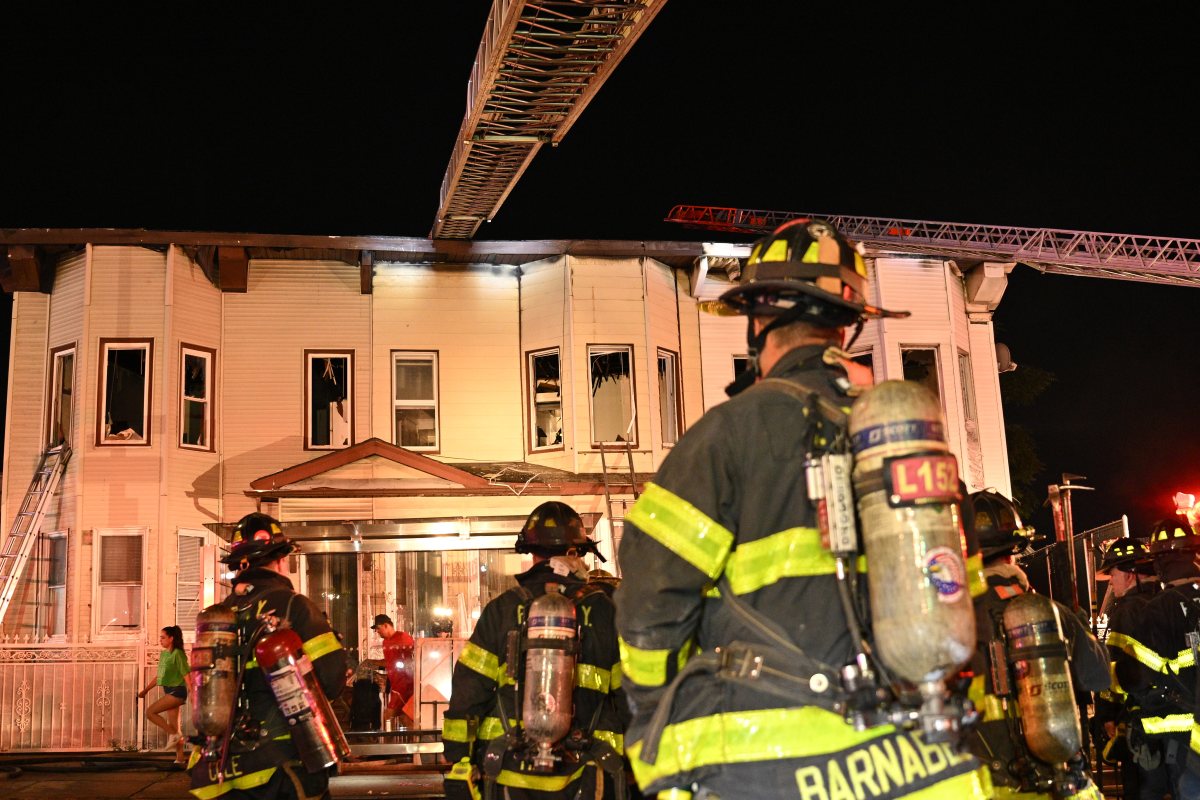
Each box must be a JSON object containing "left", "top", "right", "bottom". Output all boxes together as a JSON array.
[
  {"left": 526, "top": 347, "right": 564, "bottom": 453},
  {"left": 92, "top": 526, "right": 146, "bottom": 639},
  {"left": 46, "top": 343, "right": 77, "bottom": 448},
  {"left": 656, "top": 347, "right": 682, "bottom": 447},
  {"left": 40, "top": 529, "right": 69, "bottom": 641},
  {"left": 179, "top": 343, "right": 216, "bottom": 452},
  {"left": 304, "top": 349, "right": 355, "bottom": 451},
  {"left": 391, "top": 350, "right": 440, "bottom": 453},
  {"left": 587, "top": 343, "right": 638, "bottom": 448},
  {"left": 900, "top": 345, "right": 945, "bottom": 409},
  {"left": 176, "top": 529, "right": 207, "bottom": 639},
  {"left": 96, "top": 338, "right": 154, "bottom": 447},
  {"left": 958, "top": 350, "right": 978, "bottom": 426}
]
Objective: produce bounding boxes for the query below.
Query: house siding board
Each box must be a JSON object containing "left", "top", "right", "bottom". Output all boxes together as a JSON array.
[
  {"left": 645, "top": 260, "right": 680, "bottom": 457},
  {"left": 372, "top": 264, "right": 521, "bottom": 464},
  {"left": 222, "top": 260, "right": 371, "bottom": 516},
  {"left": 699, "top": 312, "right": 745, "bottom": 412},
  {"left": 675, "top": 270, "right": 705, "bottom": 429},
  {"left": 968, "top": 320, "right": 1012, "bottom": 496},
  {"left": 568, "top": 258, "right": 649, "bottom": 473},
  {"left": 520, "top": 259, "right": 574, "bottom": 471}
]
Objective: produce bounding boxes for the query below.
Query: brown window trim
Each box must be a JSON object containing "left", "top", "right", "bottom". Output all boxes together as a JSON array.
[
  {"left": 304, "top": 349, "right": 356, "bottom": 451},
  {"left": 96, "top": 338, "right": 154, "bottom": 448},
  {"left": 587, "top": 343, "right": 639, "bottom": 449},
  {"left": 526, "top": 347, "right": 565, "bottom": 454},
  {"left": 46, "top": 342, "right": 77, "bottom": 449},
  {"left": 390, "top": 349, "right": 441, "bottom": 454},
  {"left": 179, "top": 342, "right": 217, "bottom": 453}
]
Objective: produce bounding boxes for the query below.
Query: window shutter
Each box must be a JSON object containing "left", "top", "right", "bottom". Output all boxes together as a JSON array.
[{"left": 177, "top": 533, "right": 204, "bottom": 634}]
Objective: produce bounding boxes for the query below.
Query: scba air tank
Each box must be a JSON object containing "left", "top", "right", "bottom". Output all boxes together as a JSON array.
[
  {"left": 523, "top": 590, "right": 578, "bottom": 771},
  {"left": 849, "top": 380, "right": 975, "bottom": 685},
  {"left": 1003, "top": 592, "right": 1081, "bottom": 764},
  {"left": 189, "top": 605, "right": 239, "bottom": 754}
]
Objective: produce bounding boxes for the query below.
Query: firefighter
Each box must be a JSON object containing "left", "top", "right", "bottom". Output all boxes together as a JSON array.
[
  {"left": 1120, "top": 518, "right": 1200, "bottom": 798},
  {"left": 614, "top": 218, "right": 987, "bottom": 800},
  {"left": 966, "top": 489, "right": 1109, "bottom": 798},
  {"left": 1093, "top": 538, "right": 1164, "bottom": 798},
  {"left": 189, "top": 512, "right": 347, "bottom": 800},
  {"left": 442, "top": 501, "right": 626, "bottom": 800}
]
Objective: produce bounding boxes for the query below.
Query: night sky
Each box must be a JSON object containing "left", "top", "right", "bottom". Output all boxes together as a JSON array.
[{"left": 2, "top": 4, "right": 1197, "bottom": 536}]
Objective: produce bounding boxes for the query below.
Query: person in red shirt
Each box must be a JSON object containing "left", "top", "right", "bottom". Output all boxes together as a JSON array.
[{"left": 372, "top": 614, "right": 415, "bottom": 728}]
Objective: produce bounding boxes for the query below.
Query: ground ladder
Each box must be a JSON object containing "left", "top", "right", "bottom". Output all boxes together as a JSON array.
[
  {"left": 0, "top": 443, "right": 72, "bottom": 627},
  {"left": 598, "top": 442, "right": 640, "bottom": 565}
]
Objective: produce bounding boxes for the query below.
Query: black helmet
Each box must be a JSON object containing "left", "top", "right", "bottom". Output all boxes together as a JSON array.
[
  {"left": 709, "top": 218, "right": 908, "bottom": 326},
  {"left": 515, "top": 501, "right": 604, "bottom": 561},
  {"left": 970, "top": 490, "right": 1035, "bottom": 559},
  {"left": 221, "top": 512, "right": 296, "bottom": 569},
  {"left": 1098, "top": 539, "right": 1155, "bottom": 575},
  {"left": 1147, "top": 517, "right": 1200, "bottom": 554}
]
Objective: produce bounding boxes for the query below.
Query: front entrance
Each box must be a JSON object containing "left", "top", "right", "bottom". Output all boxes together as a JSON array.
[{"left": 295, "top": 543, "right": 524, "bottom": 669}]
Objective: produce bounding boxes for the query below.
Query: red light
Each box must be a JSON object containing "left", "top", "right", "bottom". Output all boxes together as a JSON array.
[{"left": 1174, "top": 492, "right": 1196, "bottom": 513}]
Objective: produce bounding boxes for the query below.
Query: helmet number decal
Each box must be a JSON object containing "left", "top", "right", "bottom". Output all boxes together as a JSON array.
[{"left": 884, "top": 454, "right": 960, "bottom": 507}]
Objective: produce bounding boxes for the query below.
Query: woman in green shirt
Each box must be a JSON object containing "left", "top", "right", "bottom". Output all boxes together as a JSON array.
[{"left": 138, "top": 625, "right": 188, "bottom": 765}]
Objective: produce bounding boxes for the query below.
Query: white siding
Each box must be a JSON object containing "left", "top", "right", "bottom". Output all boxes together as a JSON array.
[
  {"left": 674, "top": 270, "right": 705, "bottom": 430},
  {"left": 373, "top": 263, "right": 521, "bottom": 464},
  {"left": 699, "top": 311, "right": 745, "bottom": 413},
  {"left": 520, "top": 258, "right": 573, "bottom": 471},
  {"left": 222, "top": 260, "right": 371, "bottom": 520},
  {"left": 968, "top": 320, "right": 1012, "bottom": 495}
]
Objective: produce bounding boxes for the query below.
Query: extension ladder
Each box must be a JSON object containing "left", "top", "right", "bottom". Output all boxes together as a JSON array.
[{"left": 0, "top": 443, "right": 72, "bottom": 626}]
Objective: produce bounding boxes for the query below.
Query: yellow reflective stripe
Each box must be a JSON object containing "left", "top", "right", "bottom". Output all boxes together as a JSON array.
[
  {"left": 886, "top": 769, "right": 988, "bottom": 799},
  {"left": 627, "top": 483, "right": 733, "bottom": 580},
  {"left": 1107, "top": 631, "right": 1167, "bottom": 673},
  {"left": 1142, "top": 713, "right": 1194, "bottom": 734},
  {"left": 620, "top": 638, "right": 671, "bottom": 687},
  {"left": 442, "top": 718, "right": 472, "bottom": 743},
  {"left": 967, "top": 674, "right": 1007, "bottom": 723},
  {"left": 658, "top": 790, "right": 692, "bottom": 800},
  {"left": 592, "top": 729, "right": 624, "bottom": 754},
  {"left": 497, "top": 765, "right": 586, "bottom": 790},
  {"left": 628, "top": 706, "right": 892, "bottom": 785},
  {"left": 303, "top": 631, "right": 343, "bottom": 662},
  {"left": 458, "top": 642, "right": 501, "bottom": 682},
  {"left": 966, "top": 552, "right": 986, "bottom": 599},
  {"left": 478, "top": 716, "right": 518, "bottom": 740},
  {"left": 576, "top": 663, "right": 613, "bottom": 693},
  {"left": 245, "top": 658, "right": 258, "bottom": 670},
  {"left": 1168, "top": 647, "right": 1195, "bottom": 673},
  {"left": 1191, "top": 721, "right": 1200, "bottom": 755},
  {"left": 189, "top": 767, "right": 276, "bottom": 799},
  {"left": 498, "top": 666, "right": 515, "bottom": 688},
  {"left": 610, "top": 662, "right": 622, "bottom": 690},
  {"left": 1107, "top": 660, "right": 1126, "bottom": 698},
  {"left": 722, "top": 527, "right": 866, "bottom": 595}
]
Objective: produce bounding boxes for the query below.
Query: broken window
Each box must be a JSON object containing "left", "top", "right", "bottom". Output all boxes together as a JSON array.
[
  {"left": 99, "top": 339, "right": 152, "bottom": 446},
  {"left": 528, "top": 349, "right": 562, "bottom": 450},
  {"left": 48, "top": 345, "right": 75, "bottom": 447},
  {"left": 588, "top": 344, "right": 637, "bottom": 446},
  {"left": 96, "top": 528, "right": 144, "bottom": 634},
  {"left": 306, "top": 351, "right": 353, "bottom": 449},
  {"left": 657, "top": 348, "right": 681, "bottom": 445},
  {"left": 180, "top": 345, "right": 214, "bottom": 450},
  {"left": 393, "top": 351, "right": 438, "bottom": 451},
  {"left": 902, "top": 346, "right": 943, "bottom": 404}
]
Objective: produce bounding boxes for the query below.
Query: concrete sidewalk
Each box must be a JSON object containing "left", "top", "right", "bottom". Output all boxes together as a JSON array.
[{"left": 0, "top": 755, "right": 445, "bottom": 799}]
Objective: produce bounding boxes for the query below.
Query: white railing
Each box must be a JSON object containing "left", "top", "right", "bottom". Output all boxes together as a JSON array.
[{"left": 0, "top": 640, "right": 188, "bottom": 752}]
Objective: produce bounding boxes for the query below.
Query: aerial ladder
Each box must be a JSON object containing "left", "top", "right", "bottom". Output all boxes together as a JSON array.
[
  {"left": 0, "top": 443, "right": 72, "bottom": 627},
  {"left": 666, "top": 204, "right": 1200, "bottom": 288},
  {"left": 432, "top": 0, "right": 667, "bottom": 239}
]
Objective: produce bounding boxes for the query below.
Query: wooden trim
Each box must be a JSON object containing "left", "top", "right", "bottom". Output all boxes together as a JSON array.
[
  {"left": 46, "top": 342, "right": 77, "bottom": 449},
  {"left": 526, "top": 347, "right": 565, "bottom": 454},
  {"left": 246, "top": 480, "right": 642, "bottom": 499},
  {"left": 359, "top": 250, "right": 374, "bottom": 295},
  {"left": 656, "top": 346, "right": 683, "bottom": 446},
  {"left": 303, "top": 349, "right": 356, "bottom": 451},
  {"left": 249, "top": 436, "right": 490, "bottom": 491},
  {"left": 0, "top": 245, "right": 55, "bottom": 293},
  {"left": 96, "top": 338, "right": 154, "bottom": 447},
  {"left": 179, "top": 342, "right": 217, "bottom": 453},
  {"left": 390, "top": 350, "right": 440, "bottom": 454},
  {"left": 586, "top": 343, "right": 639, "bottom": 449},
  {"left": 217, "top": 246, "right": 248, "bottom": 292}
]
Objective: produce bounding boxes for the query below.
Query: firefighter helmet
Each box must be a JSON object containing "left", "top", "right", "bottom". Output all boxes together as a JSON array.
[
  {"left": 1147, "top": 517, "right": 1200, "bottom": 554},
  {"left": 221, "top": 512, "right": 296, "bottom": 568},
  {"left": 1098, "top": 539, "right": 1155, "bottom": 575},
  {"left": 587, "top": 568, "right": 621, "bottom": 589},
  {"left": 515, "top": 501, "right": 604, "bottom": 560},
  {"left": 970, "top": 489, "right": 1035, "bottom": 558},
  {"left": 710, "top": 218, "right": 908, "bottom": 326}
]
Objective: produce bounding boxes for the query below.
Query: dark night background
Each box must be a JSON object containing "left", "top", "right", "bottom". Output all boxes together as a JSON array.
[{"left": 1, "top": 4, "right": 1197, "bottom": 537}]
